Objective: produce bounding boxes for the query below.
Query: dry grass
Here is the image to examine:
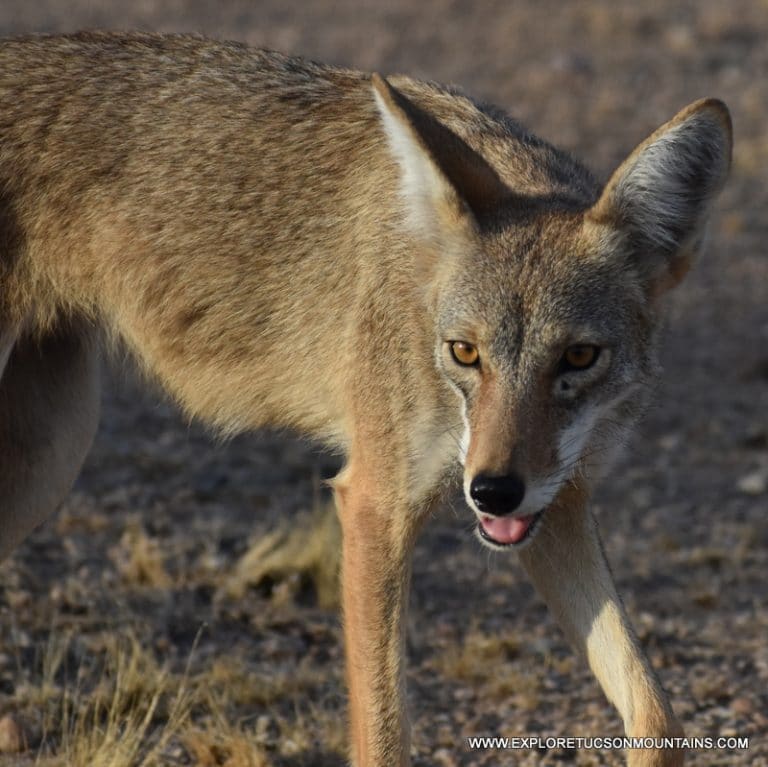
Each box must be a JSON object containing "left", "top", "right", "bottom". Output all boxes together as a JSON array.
[
  {"left": 434, "top": 626, "right": 578, "bottom": 711},
  {"left": 201, "top": 655, "right": 336, "bottom": 709},
  {"left": 108, "top": 519, "right": 174, "bottom": 590},
  {"left": 219, "top": 501, "right": 341, "bottom": 609},
  {"left": 435, "top": 627, "right": 522, "bottom": 684},
  {"left": 2, "top": 627, "right": 347, "bottom": 767},
  {"left": 0, "top": 503, "right": 347, "bottom": 766},
  {"left": 13, "top": 636, "right": 184, "bottom": 767},
  {"left": 182, "top": 721, "right": 271, "bottom": 767},
  {"left": 180, "top": 703, "right": 347, "bottom": 767}
]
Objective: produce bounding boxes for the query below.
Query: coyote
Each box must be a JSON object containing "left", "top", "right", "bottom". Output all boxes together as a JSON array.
[{"left": 0, "top": 32, "right": 730, "bottom": 767}]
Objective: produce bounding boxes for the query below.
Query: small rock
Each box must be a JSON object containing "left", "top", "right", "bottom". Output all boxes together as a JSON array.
[
  {"left": 736, "top": 471, "right": 767, "bottom": 496},
  {"left": 0, "top": 714, "right": 25, "bottom": 753},
  {"left": 658, "top": 432, "right": 682, "bottom": 451},
  {"left": 665, "top": 24, "right": 694, "bottom": 52},
  {"left": 434, "top": 747, "right": 457, "bottom": 766},
  {"left": 452, "top": 686, "right": 475, "bottom": 702},
  {"left": 254, "top": 714, "right": 280, "bottom": 748},
  {"left": 730, "top": 697, "right": 754, "bottom": 716}
]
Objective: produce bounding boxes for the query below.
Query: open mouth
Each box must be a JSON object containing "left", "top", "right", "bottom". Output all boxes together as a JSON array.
[{"left": 476, "top": 510, "right": 544, "bottom": 548}]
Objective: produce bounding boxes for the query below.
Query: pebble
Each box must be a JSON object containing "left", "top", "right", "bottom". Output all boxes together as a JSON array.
[
  {"left": 736, "top": 471, "right": 767, "bottom": 496},
  {"left": 0, "top": 715, "right": 25, "bottom": 753},
  {"left": 658, "top": 432, "right": 682, "bottom": 451},
  {"left": 434, "top": 747, "right": 458, "bottom": 766},
  {"left": 730, "top": 697, "right": 754, "bottom": 716}
]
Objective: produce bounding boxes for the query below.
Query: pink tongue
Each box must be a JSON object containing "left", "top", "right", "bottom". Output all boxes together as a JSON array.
[{"left": 480, "top": 514, "right": 534, "bottom": 544}]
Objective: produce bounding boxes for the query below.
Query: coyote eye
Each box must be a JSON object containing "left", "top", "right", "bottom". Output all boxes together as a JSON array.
[
  {"left": 562, "top": 344, "right": 600, "bottom": 371},
  {"left": 450, "top": 341, "right": 479, "bottom": 367}
]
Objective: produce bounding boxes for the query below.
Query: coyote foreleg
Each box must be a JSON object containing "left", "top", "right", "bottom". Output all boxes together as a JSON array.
[
  {"left": 520, "top": 484, "right": 684, "bottom": 767},
  {"left": 334, "top": 461, "right": 421, "bottom": 767}
]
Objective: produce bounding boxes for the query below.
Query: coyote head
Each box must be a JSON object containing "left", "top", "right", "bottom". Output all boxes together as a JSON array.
[{"left": 373, "top": 75, "right": 732, "bottom": 549}]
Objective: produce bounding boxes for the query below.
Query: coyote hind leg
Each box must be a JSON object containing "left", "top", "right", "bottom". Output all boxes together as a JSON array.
[{"left": 0, "top": 320, "right": 101, "bottom": 561}]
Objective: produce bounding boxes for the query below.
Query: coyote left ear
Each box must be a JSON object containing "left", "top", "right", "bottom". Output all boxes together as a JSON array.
[
  {"left": 588, "top": 98, "right": 732, "bottom": 296},
  {"left": 371, "top": 74, "right": 510, "bottom": 242}
]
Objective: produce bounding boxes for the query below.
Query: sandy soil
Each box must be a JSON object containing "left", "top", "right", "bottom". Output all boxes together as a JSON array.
[{"left": 0, "top": 2, "right": 766, "bottom": 765}]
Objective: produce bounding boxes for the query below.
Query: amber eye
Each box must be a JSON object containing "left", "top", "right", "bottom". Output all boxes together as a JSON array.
[
  {"left": 450, "top": 341, "right": 479, "bottom": 367},
  {"left": 562, "top": 344, "right": 600, "bottom": 371}
]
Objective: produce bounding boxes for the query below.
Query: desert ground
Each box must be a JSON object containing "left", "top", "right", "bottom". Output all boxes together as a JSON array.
[{"left": 0, "top": 1, "right": 766, "bottom": 765}]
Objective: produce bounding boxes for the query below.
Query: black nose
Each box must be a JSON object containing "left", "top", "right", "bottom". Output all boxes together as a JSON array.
[{"left": 470, "top": 473, "right": 526, "bottom": 516}]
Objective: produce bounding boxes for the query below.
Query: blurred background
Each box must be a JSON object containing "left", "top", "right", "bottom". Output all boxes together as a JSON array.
[{"left": 0, "top": 2, "right": 765, "bottom": 765}]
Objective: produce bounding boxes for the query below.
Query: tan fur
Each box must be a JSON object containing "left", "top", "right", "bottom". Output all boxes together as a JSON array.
[
  {"left": 0, "top": 32, "right": 732, "bottom": 766},
  {"left": 521, "top": 481, "right": 684, "bottom": 766}
]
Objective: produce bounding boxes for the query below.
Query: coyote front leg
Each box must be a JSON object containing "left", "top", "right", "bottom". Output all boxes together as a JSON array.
[
  {"left": 334, "top": 469, "right": 417, "bottom": 767},
  {"left": 519, "top": 485, "right": 684, "bottom": 767}
]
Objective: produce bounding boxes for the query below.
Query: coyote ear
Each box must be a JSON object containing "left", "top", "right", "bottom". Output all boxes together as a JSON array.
[
  {"left": 371, "top": 73, "right": 509, "bottom": 241},
  {"left": 589, "top": 98, "right": 732, "bottom": 296}
]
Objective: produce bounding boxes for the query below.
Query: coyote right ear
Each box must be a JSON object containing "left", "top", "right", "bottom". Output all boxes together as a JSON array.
[{"left": 371, "top": 74, "right": 510, "bottom": 242}]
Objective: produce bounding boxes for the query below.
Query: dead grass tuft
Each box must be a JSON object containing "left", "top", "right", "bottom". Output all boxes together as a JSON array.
[
  {"left": 34, "top": 635, "right": 191, "bottom": 767},
  {"left": 9, "top": 628, "right": 347, "bottom": 767},
  {"left": 202, "top": 655, "right": 336, "bottom": 709},
  {"left": 220, "top": 501, "right": 341, "bottom": 608},
  {"left": 183, "top": 724, "right": 270, "bottom": 767},
  {"left": 435, "top": 627, "right": 545, "bottom": 708},
  {"left": 108, "top": 518, "right": 173, "bottom": 589},
  {"left": 181, "top": 705, "right": 347, "bottom": 767},
  {"left": 435, "top": 627, "right": 521, "bottom": 684}
]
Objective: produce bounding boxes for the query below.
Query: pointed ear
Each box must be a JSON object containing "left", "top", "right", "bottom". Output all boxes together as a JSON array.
[
  {"left": 371, "top": 73, "right": 510, "bottom": 243},
  {"left": 588, "top": 98, "right": 732, "bottom": 296}
]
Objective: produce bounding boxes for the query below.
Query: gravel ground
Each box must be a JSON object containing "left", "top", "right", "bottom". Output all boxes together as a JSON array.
[{"left": 0, "top": 2, "right": 766, "bottom": 765}]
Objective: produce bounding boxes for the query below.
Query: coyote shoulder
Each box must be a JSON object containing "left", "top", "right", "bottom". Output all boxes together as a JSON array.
[{"left": 0, "top": 32, "right": 731, "bottom": 767}]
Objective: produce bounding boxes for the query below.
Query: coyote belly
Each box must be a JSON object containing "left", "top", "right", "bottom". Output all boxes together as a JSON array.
[{"left": 0, "top": 32, "right": 731, "bottom": 767}]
